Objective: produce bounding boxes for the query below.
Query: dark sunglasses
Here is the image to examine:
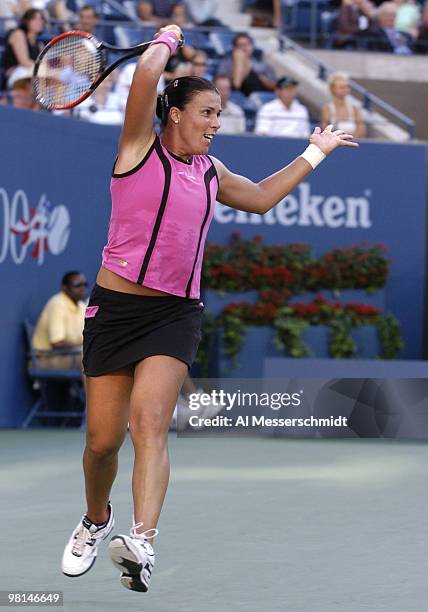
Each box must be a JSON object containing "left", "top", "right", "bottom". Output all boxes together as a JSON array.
[{"left": 70, "top": 281, "right": 88, "bottom": 288}]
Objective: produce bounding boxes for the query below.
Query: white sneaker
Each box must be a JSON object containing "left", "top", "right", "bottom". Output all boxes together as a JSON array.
[
  {"left": 61, "top": 502, "right": 114, "bottom": 577},
  {"left": 108, "top": 523, "right": 158, "bottom": 592}
]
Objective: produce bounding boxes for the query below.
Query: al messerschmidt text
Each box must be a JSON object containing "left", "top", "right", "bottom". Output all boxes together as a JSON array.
[{"left": 188, "top": 415, "right": 348, "bottom": 428}]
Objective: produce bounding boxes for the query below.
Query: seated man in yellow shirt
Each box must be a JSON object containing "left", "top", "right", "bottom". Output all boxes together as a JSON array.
[{"left": 32, "top": 271, "right": 88, "bottom": 369}]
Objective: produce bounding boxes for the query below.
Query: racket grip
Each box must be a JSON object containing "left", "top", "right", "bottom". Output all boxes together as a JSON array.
[{"left": 151, "top": 31, "right": 182, "bottom": 55}]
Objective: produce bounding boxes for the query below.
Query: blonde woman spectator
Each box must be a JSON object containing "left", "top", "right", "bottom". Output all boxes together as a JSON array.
[{"left": 321, "top": 72, "right": 366, "bottom": 138}]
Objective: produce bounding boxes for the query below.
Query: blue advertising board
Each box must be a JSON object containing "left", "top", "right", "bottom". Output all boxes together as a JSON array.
[{"left": 0, "top": 106, "right": 427, "bottom": 426}]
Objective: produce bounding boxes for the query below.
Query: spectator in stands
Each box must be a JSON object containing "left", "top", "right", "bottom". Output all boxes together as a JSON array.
[
  {"left": 28, "top": 0, "right": 51, "bottom": 9},
  {"left": 76, "top": 75, "right": 123, "bottom": 125},
  {"left": 217, "top": 32, "right": 276, "bottom": 97},
  {"left": 163, "top": 44, "right": 196, "bottom": 81},
  {"left": 1, "top": 8, "right": 45, "bottom": 92},
  {"left": 272, "top": 0, "right": 283, "bottom": 28},
  {"left": 335, "top": 0, "right": 375, "bottom": 48},
  {"left": 0, "top": 1, "right": 29, "bottom": 31},
  {"left": 415, "top": 3, "right": 428, "bottom": 53},
  {"left": 32, "top": 271, "right": 87, "bottom": 369},
  {"left": 321, "top": 72, "right": 367, "bottom": 138},
  {"left": 50, "top": 2, "right": 99, "bottom": 34},
  {"left": 7, "top": 65, "right": 40, "bottom": 110},
  {"left": 361, "top": 1, "right": 413, "bottom": 52},
  {"left": 138, "top": 0, "right": 187, "bottom": 27},
  {"left": 41, "top": 0, "right": 74, "bottom": 32},
  {"left": 213, "top": 74, "right": 246, "bottom": 134},
  {"left": 395, "top": 0, "right": 420, "bottom": 37},
  {"left": 76, "top": 5, "right": 99, "bottom": 34},
  {"left": 255, "top": 76, "right": 310, "bottom": 138},
  {"left": 174, "top": 50, "right": 213, "bottom": 79},
  {"left": 115, "top": 62, "right": 165, "bottom": 114},
  {"left": 190, "top": 51, "right": 212, "bottom": 79},
  {"left": 184, "top": 0, "right": 224, "bottom": 27}
]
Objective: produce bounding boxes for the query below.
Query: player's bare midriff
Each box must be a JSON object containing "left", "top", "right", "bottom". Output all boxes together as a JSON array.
[{"left": 96, "top": 267, "right": 171, "bottom": 296}]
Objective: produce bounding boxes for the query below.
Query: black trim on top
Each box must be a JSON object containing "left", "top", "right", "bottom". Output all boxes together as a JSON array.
[
  {"left": 112, "top": 135, "right": 157, "bottom": 178},
  {"left": 185, "top": 164, "right": 217, "bottom": 298},
  {"left": 137, "top": 137, "right": 172, "bottom": 285},
  {"left": 164, "top": 147, "right": 193, "bottom": 165},
  {"left": 206, "top": 155, "right": 219, "bottom": 185}
]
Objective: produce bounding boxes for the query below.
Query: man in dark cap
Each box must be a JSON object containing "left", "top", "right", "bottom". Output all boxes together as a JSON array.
[{"left": 255, "top": 76, "right": 311, "bottom": 138}]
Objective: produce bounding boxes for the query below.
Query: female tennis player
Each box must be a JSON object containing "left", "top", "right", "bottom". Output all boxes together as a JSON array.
[{"left": 61, "top": 25, "right": 357, "bottom": 592}]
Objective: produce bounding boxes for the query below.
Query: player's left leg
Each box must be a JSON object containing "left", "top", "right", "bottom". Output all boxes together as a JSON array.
[{"left": 108, "top": 355, "right": 188, "bottom": 592}]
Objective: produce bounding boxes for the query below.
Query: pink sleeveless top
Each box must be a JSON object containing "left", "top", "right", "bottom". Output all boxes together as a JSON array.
[{"left": 102, "top": 134, "right": 219, "bottom": 299}]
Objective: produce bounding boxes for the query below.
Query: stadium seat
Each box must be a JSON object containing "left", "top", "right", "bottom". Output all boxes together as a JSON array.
[
  {"left": 122, "top": 0, "right": 139, "bottom": 20},
  {"left": 183, "top": 29, "right": 218, "bottom": 57},
  {"left": 209, "top": 30, "right": 235, "bottom": 56},
  {"left": 112, "top": 24, "right": 157, "bottom": 47},
  {"left": 65, "top": 0, "right": 80, "bottom": 13},
  {"left": 22, "top": 320, "right": 85, "bottom": 429},
  {"left": 208, "top": 57, "right": 221, "bottom": 76},
  {"left": 229, "top": 91, "right": 258, "bottom": 131},
  {"left": 229, "top": 90, "right": 249, "bottom": 107},
  {"left": 320, "top": 8, "right": 338, "bottom": 48},
  {"left": 280, "top": 0, "right": 333, "bottom": 43},
  {"left": 241, "top": 0, "right": 258, "bottom": 9}
]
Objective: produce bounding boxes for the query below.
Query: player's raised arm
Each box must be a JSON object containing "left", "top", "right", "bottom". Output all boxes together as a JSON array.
[
  {"left": 117, "top": 25, "right": 183, "bottom": 163},
  {"left": 212, "top": 125, "right": 358, "bottom": 214}
]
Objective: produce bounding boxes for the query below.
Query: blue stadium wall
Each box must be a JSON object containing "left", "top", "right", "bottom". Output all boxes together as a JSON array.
[{"left": 0, "top": 106, "right": 427, "bottom": 427}]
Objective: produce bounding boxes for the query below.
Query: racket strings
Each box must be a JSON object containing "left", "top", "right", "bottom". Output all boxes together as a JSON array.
[{"left": 34, "top": 34, "right": 104, "bottom": 109}]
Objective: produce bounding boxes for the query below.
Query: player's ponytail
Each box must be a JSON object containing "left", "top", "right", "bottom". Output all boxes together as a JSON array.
[{"left": 156, "top": 93, "right": 168, "bottom": 126}]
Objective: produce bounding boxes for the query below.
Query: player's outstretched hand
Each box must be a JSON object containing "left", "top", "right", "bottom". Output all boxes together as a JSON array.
[{"left": 310, "top": 124, "right": 359, "bottom": 155}]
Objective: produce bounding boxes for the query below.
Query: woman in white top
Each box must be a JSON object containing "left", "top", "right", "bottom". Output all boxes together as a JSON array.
[{"left": 321, "top": 72, "right": 367, "bottom": 138}]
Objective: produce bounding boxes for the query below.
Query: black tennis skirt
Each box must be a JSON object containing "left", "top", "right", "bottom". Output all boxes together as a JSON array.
[{"left": 82, "top": 284, "right": 204, "bottom": 376}]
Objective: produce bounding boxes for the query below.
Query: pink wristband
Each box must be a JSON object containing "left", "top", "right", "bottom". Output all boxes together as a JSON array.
[{"left": 151, "top": 31, "right": 180, "bottom": 55}]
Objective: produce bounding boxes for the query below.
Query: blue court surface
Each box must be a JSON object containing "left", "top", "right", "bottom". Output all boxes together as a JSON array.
[{"left": 1, "top": 430, "right": 427, "bottom": 612}]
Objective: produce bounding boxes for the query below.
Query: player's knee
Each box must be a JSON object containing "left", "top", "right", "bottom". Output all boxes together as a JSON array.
[
  {"left": 129, "top": 404, "right": 169, "bottom": 444},
  {"left": 86, "top": 431, "right": 122, "bottom": 458}
]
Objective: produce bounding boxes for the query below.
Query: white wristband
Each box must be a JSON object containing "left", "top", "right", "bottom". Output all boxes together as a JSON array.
[{"left": 300, "top": 144, "right": 326, "bottom": 170}]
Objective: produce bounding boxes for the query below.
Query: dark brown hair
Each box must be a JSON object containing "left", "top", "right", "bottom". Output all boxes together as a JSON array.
[
  {"left": 20, "top": 9, "right": 45, "bottom": 33},
  {"left": 156, "top": 76, "right": 218, "bottom": 127}
]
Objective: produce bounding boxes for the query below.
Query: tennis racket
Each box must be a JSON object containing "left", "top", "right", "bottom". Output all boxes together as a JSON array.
[{"left": 33, "top": 30, "right": 176, "bottom": 111}]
